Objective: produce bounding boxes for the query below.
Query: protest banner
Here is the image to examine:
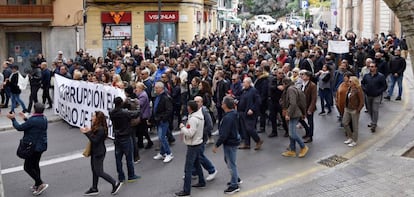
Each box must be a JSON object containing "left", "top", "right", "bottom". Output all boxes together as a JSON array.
[
  {"left": 258, "top": 33, "right": 272, "bottom": 42},
  {"left": 279, "top": 39, "right": 294, "bottom": 49},
  {"left": 328, "top": 40, "right": 349, "bottom": 54},
  {"left": 53, "top": 74, "right": 125, "bottom": 138}
]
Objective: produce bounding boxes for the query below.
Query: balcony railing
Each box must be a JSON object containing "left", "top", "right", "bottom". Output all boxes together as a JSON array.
[{"left": 0, "top": 5, "right": 53, "bottom": 22}]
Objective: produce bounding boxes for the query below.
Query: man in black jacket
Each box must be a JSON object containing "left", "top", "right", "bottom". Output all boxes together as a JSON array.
[
  {"left": 109, "top": 97, "right": 140, "bottom": 183},
  {"left": 385, "top": 49, "right": 406, "bottom": 101},
  {"left": 40, "top": 62, "right": 52, "bottom": 109},
  {"left": 268, "top": 68, "right": 288, "bottom": 137},
  {"left": 253, "top": 67, "right": 269, "bottom": 133},
  {"left": 361, "top": 62, "right": 387, "bottom": 133},
  {"left": 27, "top": 62, "right": 42, "bottom": 113},
  {"left": 237, "top": 77, "right": 263, "bottom": 150},
  {"left": 151, "top": 82, "right": 174, "bottom": 163}
]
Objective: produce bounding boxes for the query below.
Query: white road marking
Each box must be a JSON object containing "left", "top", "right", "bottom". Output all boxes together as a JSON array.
[{"left": 1, "top": 130, "right": 181, "bottom": 175}]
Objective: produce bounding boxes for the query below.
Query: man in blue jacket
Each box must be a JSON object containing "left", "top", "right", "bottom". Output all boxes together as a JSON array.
[{"left": 213, "top": 96, "right": 242, "bottom": 195}]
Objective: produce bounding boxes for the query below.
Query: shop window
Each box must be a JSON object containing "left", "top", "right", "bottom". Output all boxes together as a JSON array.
[{"left": 145, "top": 23, "right": 177, "bottom": 55}]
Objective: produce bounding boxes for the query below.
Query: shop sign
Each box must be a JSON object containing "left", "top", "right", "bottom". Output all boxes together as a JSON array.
[
  {"left": 145, "top": 11, "right": 179, "bottom": 23},
  {"left": 101, "top": 11, "right": 131, "bottom": 24}
]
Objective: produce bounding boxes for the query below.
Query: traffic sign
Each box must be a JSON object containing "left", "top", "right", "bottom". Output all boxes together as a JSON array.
[{"left": 301, "top": 0, "right": 309, "bottom": 9}]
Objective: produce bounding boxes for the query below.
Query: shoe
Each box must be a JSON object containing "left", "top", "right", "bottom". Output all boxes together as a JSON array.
[
  {"left": 224, "top": 186, "right": 240, "bottom": 194},
  {"left": 192, "top": 183, "right": 206, "bottom": 188},
  {"left": 348, "top": 141, "right": 357, "bottom": 147},
  {"left": 268, "top": 132, "right": 277, "bottom": 138},
  {"left": 47, "top": 105, "right": 52, "bottom": 109},
  {"left": 145, "top": 141, "right": 154, "bottom": 149},
  {"left": 175, "top": 191, "right": 190, "bottom": 197},
  {"left": 298, "top": 146, "right": 309, "bottom": 158},
  {"left": 212, "top": 129, "right": 219, "bottom": 136},
  {"left": 128, "top": 175, "right": 141, "bottom": 183},
  {"left": 138, "top": 144, "right": 144, "bottom": 149},
  {"left": 364, "top": 110, "right": 369, "bottom": 113},
  {"left": 206, "top": 170, "right": 218, "bottom": 181},
  {"left": 396, "top": 97, "right": 401, "bottom": 101},
  {"left": 282, "top": 150, "right": 296, "bottom": 157},
  {"left": 206, "top": 137, "right": 215, "bottom": 144},
  {"left": 303, "top": 137, "right": 313, "bottom": 143},
  {"left": 84, "top": 188, "right": 99, "bottom": 196},
  {"left": 368, "top": 124, "right": 372, "bottom": 127},
  {"left": 182, "top": 175, "right": 198, "bottom": 180},
  {"left": 344, "top": 138, "right": 352, "bottom": 144},
  {"left": 302, "top": 135, "right": 308, "bottom": 139},
  {"left": 283, "top": 132, "right": 289, "bottom": 137},
  {"left": 327, "top": 110, "right": 332, "bottom": 114},
  {"left": 111, "top": 182, "right": 123, "bottom": 195},
  {"left": 30, "top": 185, "right": 38, "bottom": 192},
  {"left": 32, "top": 183, "right": 49, "bottom": 196},
  {"left": 163, "top": 154, "right": 174, "bottom": 163},
  {"left": 238, "top": 144, "right": 250, "bottom": 149},
  {"left": 318, "top": 111, "right": 326, "bottom": 115},
  {"left": 254, "top": 140, "right": 264, "bottom": 150},
  {"left": 153, "top": 153, "right": 165, "bottom": 160},
  {"left": 371, "top": 127, "right": 376, "bottom": 133},
  {"left": 227, "top": 178, "right": 243, "bottom": 186},
  {"left": 384, "top": 96, "right": 391, "bottom": 100}
]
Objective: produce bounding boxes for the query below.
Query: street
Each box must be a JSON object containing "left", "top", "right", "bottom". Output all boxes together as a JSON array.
[{"left": 0, "top": 96, "right": 405, "bottom": 197}]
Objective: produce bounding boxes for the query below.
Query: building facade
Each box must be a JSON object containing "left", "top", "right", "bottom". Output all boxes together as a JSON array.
[
  {"left": 336, "top": 0, "right": 401, "bottom": 39},
  {"left": 85, "top": 0, "right": 217, "bottom": 58},
  {"left": 0, "top": 0, "right": 84, "bottom": 71},
  {"left": 217, "top": 0, "right": 239, "bottom": 32}
]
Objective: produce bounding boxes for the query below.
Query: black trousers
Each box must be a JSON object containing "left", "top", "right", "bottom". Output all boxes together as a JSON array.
[
  {"left": 42, "top": 86, "right": 52, "bottom": 106},
  {"left": 130, "top": 126, "right": 140, "bottom": 161},
  {"left": 269, "top": 102, "right": 288, "bottom": 134},
  {"left": 28, "top": 85, "right": 41, "bottom": 112},
  {"left": 91, "top": 155, "right": 116, "bottom": 189},
  {"left": 24, "top": 151, "right": 43, "bottom": 186},
  {"left": 239, "top": 113, "right": 260, "bottom": 146},
  {"left": 137, "top": 119, "right": 152, "bottom": 147}
]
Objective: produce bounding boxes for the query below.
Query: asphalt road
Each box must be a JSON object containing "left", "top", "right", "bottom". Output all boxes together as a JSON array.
[{"left": 0, "top": 97, "right": 404, "bottom": 197}]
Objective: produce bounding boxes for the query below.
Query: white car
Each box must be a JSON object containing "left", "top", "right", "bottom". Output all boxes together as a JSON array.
[{"left": 248, "top": 15, "right": 276, "bottom": 29}]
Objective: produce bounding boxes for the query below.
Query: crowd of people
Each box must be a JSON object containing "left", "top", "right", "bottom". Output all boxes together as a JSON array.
[{"left": 1, "top": 23, "right": 408, "bottom": 196}]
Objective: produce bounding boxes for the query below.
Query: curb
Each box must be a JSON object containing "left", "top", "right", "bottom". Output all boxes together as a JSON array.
[{"left": 0, "top": 116, "right": 62, "bottom": 132}]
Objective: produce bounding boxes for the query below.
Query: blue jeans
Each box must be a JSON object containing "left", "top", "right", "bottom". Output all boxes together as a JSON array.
[
  {"left": 157, "top": 121, "right": 171, "bottom": 155},
  {"left": 114, "top": 137, "right": 136, "bottom": 182},
  {"left": 288, "top": 117, "right": 305, "bottom": 151},
  {"left": 183, "top": 144, "right": 205, "bottom": 193},
  {"left": 223, "top": 145, "right": 239, "bottom": 188},
  {"left": 195, "top": 143, "right": 215, "bottom": 174},
  {"left": 11, "top": 93, "right": 27, "bottom": 113},
  {"left": 388, "top": 75, "right": 403, "bottom": 97}
]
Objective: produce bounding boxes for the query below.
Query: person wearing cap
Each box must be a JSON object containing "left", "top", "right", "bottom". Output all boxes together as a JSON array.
[{"left": 54, "top": 51, "right": 67, "bottom": 64}]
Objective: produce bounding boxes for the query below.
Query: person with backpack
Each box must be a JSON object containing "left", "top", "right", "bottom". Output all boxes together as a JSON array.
[
  {"left": 299, "top": 71, "right": 317, "bottom": 143},
  {"left": 281, "top": 78, "right": 309, "bottom": 158},
  {"left": 237, "top": 77, "right": 264, "bottom": 150}
]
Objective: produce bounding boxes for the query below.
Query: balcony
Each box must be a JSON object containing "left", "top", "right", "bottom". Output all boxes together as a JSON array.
[{"left": 0, "top": 5, "right": 53, "bottom": 23}]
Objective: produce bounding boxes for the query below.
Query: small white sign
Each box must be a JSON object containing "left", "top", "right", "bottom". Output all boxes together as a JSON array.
[
  {"left": 279, "top": 39, "right": 294, "bottom": 49},
  {"left": 258, "top": 33, "right": 272, "bottom": 42},
  {"left": 328, "top": 40, "right": 349, "bottom": 54}
]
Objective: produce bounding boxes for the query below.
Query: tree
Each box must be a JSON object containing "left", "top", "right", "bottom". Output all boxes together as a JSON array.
[
  {"left": 383, "top": 0, "right": 414, "bottom": 73},
  {"left": 249, "top": 0, "right": 290, "bottom": 15}
]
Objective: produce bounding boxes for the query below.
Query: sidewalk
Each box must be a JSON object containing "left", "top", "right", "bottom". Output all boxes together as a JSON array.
[{"left": 0, "top": 89, "right": 61, "bottom": 132}]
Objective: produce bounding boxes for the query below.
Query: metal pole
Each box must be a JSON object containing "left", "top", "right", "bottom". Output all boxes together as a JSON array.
[
  {"left": 157, "top": 0, "right": 162, "bottom": 51},
  {"left": 0, "top": 162, "right": 4, "bottom": 197}
]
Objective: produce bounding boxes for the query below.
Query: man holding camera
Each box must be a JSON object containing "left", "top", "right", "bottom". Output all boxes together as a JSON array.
[{"left": 109, "top": 97, "right": 140, "bottom": 183}]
